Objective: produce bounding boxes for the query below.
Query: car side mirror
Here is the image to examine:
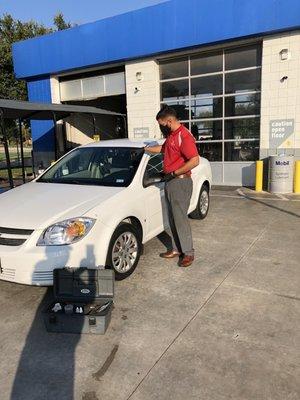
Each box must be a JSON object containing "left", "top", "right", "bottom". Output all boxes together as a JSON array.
[{"left": 143, "top": 172, "right": 164, "bottom": 188}]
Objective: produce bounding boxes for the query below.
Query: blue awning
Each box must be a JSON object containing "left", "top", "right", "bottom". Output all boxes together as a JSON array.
[{"left": 12, "top": 0, "right": 300, "bottom": 79}]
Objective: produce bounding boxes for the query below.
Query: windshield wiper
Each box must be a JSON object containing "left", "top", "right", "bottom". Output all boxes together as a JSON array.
[
  {"left": 37, "top": 178, "right": 124, "bottom": 187},
  {"left": 63, "top": 179, "right": 83, "bottom": 185},
  {"left": 57, "top": 179, "right": 89, "bottom": 185},
  {"left": 38, "top": 178, "right": 83, "bottom": 185}
]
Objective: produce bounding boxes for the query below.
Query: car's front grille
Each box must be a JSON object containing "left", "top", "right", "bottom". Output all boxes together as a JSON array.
[
  {"left": 0, "top": 226, "right": 34, "bottom": 247},
  {"left": 0, "top": 238, "right": 27, "bottom": 246},
  {"left": 0, "top": 267, "right": 16, "bottom": 279},
  {"left": 0, "top": 227, "right": 34, "bottom": 235},
  {"left": 32, "top": 271, "right": 53, "bottom": 282}
]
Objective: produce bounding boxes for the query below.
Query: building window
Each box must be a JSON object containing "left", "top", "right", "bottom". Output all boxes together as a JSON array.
[{"left": 159, "top": 44, "right": 262, "bottom": 162}]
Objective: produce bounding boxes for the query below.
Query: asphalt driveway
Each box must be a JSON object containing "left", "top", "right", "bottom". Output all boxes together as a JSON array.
[{"left": 0, "top": 188, "right": 299, "bottom": 400}]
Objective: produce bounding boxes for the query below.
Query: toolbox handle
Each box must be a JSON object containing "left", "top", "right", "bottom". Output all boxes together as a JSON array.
[
  {"left": 89, "top": 317, "right": 96, "bottom": 326},
  {"left": 49, "top": 315, "right": 57, "bottom": 324}
]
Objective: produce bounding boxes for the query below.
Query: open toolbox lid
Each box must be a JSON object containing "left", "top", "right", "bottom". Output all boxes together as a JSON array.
[{"left": 53, "top": 268, "right": 114, "bottom": 303}]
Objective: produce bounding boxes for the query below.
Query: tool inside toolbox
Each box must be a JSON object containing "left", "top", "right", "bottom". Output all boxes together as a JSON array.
[{"left": 48, "top": 301, "right": 113, "bottom": 316}]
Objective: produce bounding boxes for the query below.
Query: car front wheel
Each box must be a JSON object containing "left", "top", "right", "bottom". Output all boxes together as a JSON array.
[
  {"left": 106, "top": 222, "right": 142, "bottom": 280},
  {"left": 189, "top": 183, "right": 210, "bottom": 220}
]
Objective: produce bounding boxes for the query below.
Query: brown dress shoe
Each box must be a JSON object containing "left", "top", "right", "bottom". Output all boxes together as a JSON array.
[
  {"left": 178, "top": 255, "right": 194, "bottom": 267},
  {"left": 160, "top": 250, "right": 181, "bottom": 259}
]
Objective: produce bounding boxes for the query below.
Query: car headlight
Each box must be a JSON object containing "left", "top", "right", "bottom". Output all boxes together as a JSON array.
[{"left": 37, "top": 217, "right": 96, "bottom": 246}]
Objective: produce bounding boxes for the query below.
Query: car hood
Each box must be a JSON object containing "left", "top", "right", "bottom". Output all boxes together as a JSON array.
[{"left": 0, "top": 182, "right": 124, "bottom": 230}]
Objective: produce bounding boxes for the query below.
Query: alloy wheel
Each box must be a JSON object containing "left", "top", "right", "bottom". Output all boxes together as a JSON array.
[
  {"left": 112, "top": 232, "right": 138, "bottom": 273},
  {"left": 200, "top": 190, "right": 209, "bottom": 215}
]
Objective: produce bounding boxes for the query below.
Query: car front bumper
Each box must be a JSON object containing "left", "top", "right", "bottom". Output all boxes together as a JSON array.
[
  {"left": 0, "top": 224, "right": 110, "bottom": 286},
  {"left": 0, "top": 245, "right": 79, "bottom": 285}
]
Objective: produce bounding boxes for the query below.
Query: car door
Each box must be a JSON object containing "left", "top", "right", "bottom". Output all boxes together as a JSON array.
[{"left": 143, "top": 153, "right": 168, "bottom": 238}]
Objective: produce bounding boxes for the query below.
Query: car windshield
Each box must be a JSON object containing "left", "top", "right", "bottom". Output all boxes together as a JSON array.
[{"left": 37, "top": 147, "right": 144, "bottom": 187}]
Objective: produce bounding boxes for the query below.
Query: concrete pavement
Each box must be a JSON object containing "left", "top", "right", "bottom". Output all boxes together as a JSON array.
[{"left": 0, "top": 189, "right": 299, "bottom": 400}]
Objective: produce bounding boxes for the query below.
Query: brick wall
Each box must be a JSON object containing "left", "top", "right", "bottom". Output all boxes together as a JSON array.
[
  {"left": 261, "top": 31, "right": 300, "bottom": 158},
  {"left": 125, "top": 60, "right": 161, "bottom": 140}
]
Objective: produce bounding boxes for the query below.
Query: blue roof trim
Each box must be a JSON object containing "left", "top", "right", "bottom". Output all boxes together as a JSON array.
[{"left": 13, "top": 0, "right": 300, "bottom": 79}]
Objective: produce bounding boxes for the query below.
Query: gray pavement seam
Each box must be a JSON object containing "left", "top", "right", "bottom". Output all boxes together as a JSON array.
[
  {"left": 223, "top": 283, "right": 300, "bottom": 301},
  {"left": 125, "top": 225, "right": 269, "bottom": 400},
  {"left": 223, "top": 282, "right": 274, "bottom": 296}
]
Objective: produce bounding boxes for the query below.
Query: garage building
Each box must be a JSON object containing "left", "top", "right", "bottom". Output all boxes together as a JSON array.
[{"left": 12, "top": 0, "right": 300, "bottom": 186}]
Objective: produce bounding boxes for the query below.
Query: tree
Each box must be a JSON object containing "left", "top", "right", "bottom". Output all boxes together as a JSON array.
[
  {"left": 0, "top": 14, "right": 52, "bottom": 101},
  {"left": 53, "top": 13, "right": 72, "bottom": 31},
  {"left": 0, "top": 13, "right": 74, "bottom": 101},
  {"left": 0, "top": 13, "right": 74, "bottom": 142}
]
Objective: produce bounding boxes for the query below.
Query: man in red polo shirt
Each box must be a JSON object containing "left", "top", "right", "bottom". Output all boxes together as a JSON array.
[{"left": 145, "top": 105, "right": 199, "bottom": 267}]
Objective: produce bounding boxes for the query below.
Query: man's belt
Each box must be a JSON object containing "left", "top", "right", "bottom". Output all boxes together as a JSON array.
[
  {"left": 175, "top": 173, "right": 191, "bottom": 179},
  {"left": 164, "top": 172, "right": 191, "bottom": 182}
]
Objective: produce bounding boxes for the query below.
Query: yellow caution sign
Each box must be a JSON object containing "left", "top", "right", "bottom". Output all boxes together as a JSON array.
[
  {"left": 255, "top": 160, "right": 263, "bottom": 192},
  {"left": 294, "top": 160, "right": 300, "bottom": 194},
  {"left": 93, "top": 134, "right": 100, "bottom": 142}
]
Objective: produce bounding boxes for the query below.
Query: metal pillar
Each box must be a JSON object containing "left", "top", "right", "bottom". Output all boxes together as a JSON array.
[
  {"left": 62, "top": 122, "right": 67, "bottom": 154},
  {"left": 22, "top": 111, "right": 42, "bottom": 177},
  {"left": 122, "top": 116, "right": 128, "bottom": 138},
  {"left": 0, "top": 109, "right": 14, "bottom": 189},
  {"left": 52, "top": 111, "right": 58, "bottom": 160},
  {"left": 31, "top": 149, "right": 36, "bottom": 178},
  {"left": 91, "top": 114, "right": 96, "bottom": 136},
  {"left": 18, "top": 118, "right": 26, "bottom": 184}
]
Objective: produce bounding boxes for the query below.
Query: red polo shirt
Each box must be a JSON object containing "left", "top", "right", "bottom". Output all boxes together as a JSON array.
[{"left": 161, "top": 125, "right": 199, "bottom": 175}]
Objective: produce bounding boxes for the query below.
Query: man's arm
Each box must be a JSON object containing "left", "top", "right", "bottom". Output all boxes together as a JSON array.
[
  {"left": 174, "top": 156, "right": 199, "bottom": 176},
  {"left": 173, "top": 130, "right": 200, "bottom": 175},
  {"left": 144, "top": 145, "right": 162, "bottom": 154}
]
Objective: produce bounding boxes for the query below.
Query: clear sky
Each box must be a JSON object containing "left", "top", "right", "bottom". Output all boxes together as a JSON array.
[{"left": 1, "top": 0, "right": 169, "bottom": 27}]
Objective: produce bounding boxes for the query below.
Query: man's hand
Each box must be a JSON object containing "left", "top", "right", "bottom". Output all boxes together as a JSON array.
[
  {"left": 144, "top": 145, "right": 162, "bottom": 154},
  {"left": 163, "top": 172, "right": 176, "bottom": 182}
]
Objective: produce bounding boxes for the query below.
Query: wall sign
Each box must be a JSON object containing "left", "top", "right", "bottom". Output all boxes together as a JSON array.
[
  {"left": 134, "top": 127, "right": 149, "bottom": 139},
  {"left": 269, "top": 119, "right": 294, "bottom": 149}
]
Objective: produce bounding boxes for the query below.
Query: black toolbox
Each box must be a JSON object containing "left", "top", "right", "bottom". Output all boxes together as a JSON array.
[{"left": 44, "top": 268, "right": 114, "bottom": 335}]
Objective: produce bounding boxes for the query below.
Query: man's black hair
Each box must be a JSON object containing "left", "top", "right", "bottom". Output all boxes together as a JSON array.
[{"left": 156, "top": 104, "right": 178, "bottom": 120}]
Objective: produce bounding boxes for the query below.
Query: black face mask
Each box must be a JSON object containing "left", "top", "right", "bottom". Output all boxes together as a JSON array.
[{"left": 159, "top": 124, "right": 172, "bottom": 137}]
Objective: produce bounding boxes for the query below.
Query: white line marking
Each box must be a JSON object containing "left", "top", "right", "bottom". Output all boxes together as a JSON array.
[
  {"left": 237, "top": 188, "right": 246, "bottom": 198},
  {"left": 275, "top": 193, "right": 289, "bottom": 201},
  {"left": 211, "top": 194, "right": 300, "bottom": 202},
  {"left": 211, "top": 194, "right": 242, "bottom": 199}
]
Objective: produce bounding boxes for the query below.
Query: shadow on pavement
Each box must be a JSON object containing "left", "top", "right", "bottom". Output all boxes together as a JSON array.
[
  {"left": 157, "top": 231, "right": 173, "bottom": 251},
  {"left": 10, "top": 244, "right": 99, "bottom": 400},
  {"left": 244, "top": 195, "right": 300, "bottom": 219},
  {"left": 10, "top": 287, "right": 82, "bottom": 400}
]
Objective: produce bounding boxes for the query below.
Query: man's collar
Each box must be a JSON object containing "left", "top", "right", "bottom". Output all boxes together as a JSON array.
[{"left": 170, "top": 124, "right": 182, "bottom": 136}]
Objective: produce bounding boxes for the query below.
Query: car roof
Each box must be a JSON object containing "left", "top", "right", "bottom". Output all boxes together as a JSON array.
[{"left": 81, "top": 138, "right": 163, "bottom": 149}]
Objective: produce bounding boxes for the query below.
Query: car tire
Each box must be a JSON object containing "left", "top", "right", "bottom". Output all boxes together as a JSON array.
[
  {"left": 189, "top": 183, "right": 210, "bottom": 220},
  {"left": 106, "top": 222, "right": 142, "bottom": 280}
]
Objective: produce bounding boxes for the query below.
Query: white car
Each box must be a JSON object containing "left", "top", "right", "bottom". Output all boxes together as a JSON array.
[{"left": 0, "top": 139, "right": 212, "bottom": 285}]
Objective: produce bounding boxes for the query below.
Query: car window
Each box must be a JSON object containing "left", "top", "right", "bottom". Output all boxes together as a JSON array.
[
  {"left": 37, "top": 147, "right": 144, "bottom": 187},
  {"left": 146, "top": 154, "right": 164, "bottom": 177},
  {"left": 57, "top": 149, "right": 94, "bottom": 177}
]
